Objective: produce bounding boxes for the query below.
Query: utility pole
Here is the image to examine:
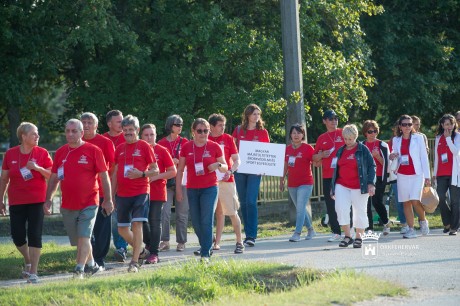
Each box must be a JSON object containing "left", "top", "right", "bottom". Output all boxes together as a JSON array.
[{"left": 281, "top": 0, "right": 308, "bottom": 224}]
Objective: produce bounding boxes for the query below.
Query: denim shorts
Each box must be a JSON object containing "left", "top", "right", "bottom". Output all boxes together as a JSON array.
[{"left": 116, "top": 194, "right": 149, "bottom": 226}]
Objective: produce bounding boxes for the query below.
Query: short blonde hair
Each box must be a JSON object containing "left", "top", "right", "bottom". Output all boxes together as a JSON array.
[
  {"left": 17, "top": 122, "right": 37, "bottom": 143},
  {"left": 342, "top": 124, "right": 358, "bottom": 140}
]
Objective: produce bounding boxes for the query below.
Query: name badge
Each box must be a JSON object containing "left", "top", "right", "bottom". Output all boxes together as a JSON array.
[
  {"left": 288, "top": 156, "right": 296, "bottom": 167},
  {"left": 331, "top": 157, "right": 338, "bottom": 169},
  {"left": 124, "top": 164, "right": 134, "bottom": 177},
  {"left": 400, "top": 155, "right": 409, "bottom": 166},
  {"left": 441, "top": 153, "right": 448, "bottom": 164},
  {"left": 20, "top": 167, "right": 33, "bottom": 181},
  {"left": 57, "top": 166, "right": 65, "bottom": 181},
  {"left": 195, "top": 162, "right": 205, "bottom": 176}
]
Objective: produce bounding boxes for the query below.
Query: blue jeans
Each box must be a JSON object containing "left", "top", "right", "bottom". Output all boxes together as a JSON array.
[
  {"left": 234, "top": 172, "right": 261, "bottom": 239},
  {"left": 111, "top": 209, "right": 128, "bottom": 250},
  {"left": 187, "top": 186, "right": 218, "bottom": 258},
  {"left": 392, "top": 183, "right": 406, "bottom": 224},
  {"left": 288, "top": 185, "right": 314, "bottom": 233}
]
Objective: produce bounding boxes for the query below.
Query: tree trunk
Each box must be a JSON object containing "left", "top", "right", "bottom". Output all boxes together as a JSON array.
[{"left": 7, "top": 105, "right": 20, "bottom": 148}]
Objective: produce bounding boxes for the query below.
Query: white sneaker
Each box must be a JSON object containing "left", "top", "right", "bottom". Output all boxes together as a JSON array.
[
  {"left": 27, "top": 274, "right": 39, "bottom": 284},
  {"left": 400, "top": 225, "right": 409, "bottom": 234},
  {"left": 305, "top": 228, "right": 316, "bottom": 240},
  {"left": 328, "top": 233, "right": 342, "bottom": 242},
  {"left": 419, "top": 220, "right": 430, "bottom": 235},
  {"left": 403, "top": 227, "right": 417, "bottom": 239},
  {"left": 289, "top": 232, "right": 301, "bottom": 242},
  {"left": 383, "top": 222, "right": 391, "bottom": 236}
]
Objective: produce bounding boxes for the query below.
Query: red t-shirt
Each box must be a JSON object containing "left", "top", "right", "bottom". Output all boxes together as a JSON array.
[
  {"left": 436, "top": 135, "right": 453, "bottom": 177},
  {"left": 103, "top": 132, "right": 126, "bottom": 150},
  {"left": 208, "top": 133, "right": 238, "bottom": 183},
  {"left": 336, "top": 146, "right": 360, "bottom": 189},
  {"left": 285, "top": 143, "right": 314, "bottom": 187},
  {"left": 85, "top": 134, "right": 115, "bottom": 198},
  {"left": 52, "top": 143, "right": 107, "bottom": 210},
  {"left": 364, "top": 140, "right": 383, "bottom": 177},
  {"left": 2, "top": 146, "right": 53, "bottom": 205},
  {"left": 180, "top": 140, "right": 223, "bottom": 189},
  {"left": 114, "top": 140, "right": 156, "bottom": 197},
  {"left": 398, "top": 138, "right": 416, "bottom": 175},
  {"left": 232, "top": 127, "right": 270, "bottom": 145},
  {"left": 314, "top": 129, "right": 344, "bottom": 179},
  {"left": 157, "top": 136, "right": 189, "bottom": 160},
  {"left": 150, "top": 144, "right": 174, "bottom": 202}
]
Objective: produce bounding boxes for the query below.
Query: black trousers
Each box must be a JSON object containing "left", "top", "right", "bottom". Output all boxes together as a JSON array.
[
  {"left": 10, "top": 203, "right": 44, "bottom": 248},
  {"left": 91, "top": 198, "right": 112, "bottom": 266},
  {"left": 367, "top": 177, "right": 389, "bottom": 228},
  {"left": 437, "top": 176, "right": 460, "bottom": 231},
  {"left": 143, "top": 201, "right": 164, "bottom": 256},
  {"left": 323, "top": 178, "right": 341, "bottom": 234}
]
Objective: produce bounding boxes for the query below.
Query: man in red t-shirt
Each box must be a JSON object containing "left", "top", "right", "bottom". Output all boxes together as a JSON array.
[
  {"left": 313, "top": 110, "right": 346, "bottom": 242},
  {"left": 44, "top": 119, "right": 113, "bottom": 279},
  {"left": 103, "top": 110, "right": 128, "bottom": 261},
  {"left": 111, "top": 115, "right": 159, "bottom": 273},
  {"left": 81, "top": 112, "right": 115, "bottom": 270}
]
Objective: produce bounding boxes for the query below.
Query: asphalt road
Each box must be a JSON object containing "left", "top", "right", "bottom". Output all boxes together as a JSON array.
[{"left": 1, "top": 229, "right": 459, "bottom": 305}]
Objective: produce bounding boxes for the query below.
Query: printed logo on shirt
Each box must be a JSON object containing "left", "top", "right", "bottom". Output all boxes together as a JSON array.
[
  {"left": 154, "top": 153, "right": 159, "bottom": 160},
  {"left": 323, "top": 142, "right": 328, "bottom": 145},
  {"left": 12, "top": 160, "right": 17, "bottom": 164},
  {"left": 78, "top": 155, "right": 88, "bottom": 164},
  {"left": 31, "top": 158, "right": 37, "bottom": 163},
  {"left": 133, "top": 149, "right": 141, "bottom": 157},
  {"left": 203, "top": 150, "right": 211, "bottom": 158},
  {"left": 296, "top": 152, "right": 303, "bottom": 158},
  {"left": 346, "top": 154, "right": 355, "bottom": 160},
  {"left": 188, "top": 153, "right": 194, "bottom": 156},
  {"left": 335, "top": 136, "right": 343, "bottom": 142}
]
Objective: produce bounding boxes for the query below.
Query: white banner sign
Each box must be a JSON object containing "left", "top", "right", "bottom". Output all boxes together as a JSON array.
[{"left": 237, "top": 141, "right": 286, "bottom": 177}]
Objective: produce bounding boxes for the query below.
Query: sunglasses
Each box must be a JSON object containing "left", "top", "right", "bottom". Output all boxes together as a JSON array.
[
  {"left": 327, "top": 117, "right": 338, "bottom": 121},
  {"left": 367, "top": 130, "right": 378, "bottom": 134},
  {"left": 195, "top": 129, "right": 209, "bottom": 135},
  {"left": 400, "top": 123, "right": 413, "bottom": 127},
  {"left": 173, "top": 123, "right": 183, "bottom": 127}
]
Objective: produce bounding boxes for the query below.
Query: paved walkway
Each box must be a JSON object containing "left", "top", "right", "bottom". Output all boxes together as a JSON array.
[{"left": 1, "top": 229, "right": 459, "bottom": 305}]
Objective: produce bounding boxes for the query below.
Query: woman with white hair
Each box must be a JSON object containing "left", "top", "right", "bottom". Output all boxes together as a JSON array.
[
  {"left": 331, "top": 124, "right": 376, "bottom": 248},
  {"left": 0, "top": 122, "right": 53, "bottom": 283}
]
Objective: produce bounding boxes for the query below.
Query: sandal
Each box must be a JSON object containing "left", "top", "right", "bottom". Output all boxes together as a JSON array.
[
  {"left": 353, "top": 238, "right": 363, "bottom": 248},
  {"left": 339, "top": 236, "right": 354, "bottom": 247},
  {"left": 212, "top": 243, "right": 220, "bottom": 250}
]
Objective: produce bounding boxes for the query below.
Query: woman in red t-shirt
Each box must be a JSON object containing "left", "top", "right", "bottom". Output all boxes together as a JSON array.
[
  {"left": 433, "top": 114, "right": 460, "bottom": 235},
  {"left": 140, "top": 124, "right": 176, "bottom": 264},
  {"left": 0, "top": 122, "right": 52, "bottom": 283},
  {"left": 362, "top": 120, "right": 391, "bottom": 234},
  {"left": 176, "top": 118, "right": 227, "bottom": 261},
  {"left": 389, "top": 114, "right": 431, "bottom": 239},
  {"left": 232, "top": 104, "right": 270, "bottom": 247},
  {"left": 157, "top": 115, "right": 189, "bottom": 252},
  {"left": 331, "top": 124, "right": 376, "bottom": 248},
  {"left": 280, "top": 124, "right": 316, "bottom": 242}
]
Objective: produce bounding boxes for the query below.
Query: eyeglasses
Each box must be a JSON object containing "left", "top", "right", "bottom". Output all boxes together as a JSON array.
[
  {"left": 327, "top": 117, "right": 338, "bottom": 121},
  {"left": 173, "top": 123, "right": 183, "bottom": 127},
  {"left": 400, "top": 123, "right": 413, "bottom": 127},
  {"left": 195, "top": 129, "right": 209, "bottom": 135},
  {"left": 367, "top": 130, "right": 378, "bottom": 134}
]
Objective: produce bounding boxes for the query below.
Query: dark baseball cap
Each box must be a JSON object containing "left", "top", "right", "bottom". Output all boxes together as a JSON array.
[{"left": 322, "top": 110, "right": 338, "bottom": 119}]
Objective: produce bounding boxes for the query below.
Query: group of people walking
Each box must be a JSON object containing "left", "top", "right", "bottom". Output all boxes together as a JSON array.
[{"left": 1, "top": 106, "right": 459, "bottom": 283}]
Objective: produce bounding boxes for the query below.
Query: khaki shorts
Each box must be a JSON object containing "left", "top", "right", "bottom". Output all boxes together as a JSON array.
[
  {"left": 218, "top": 181, "right": 240, "bottom": 216},
  {"left": 61, "top": 205, "right": 98, "bottom": 246}
]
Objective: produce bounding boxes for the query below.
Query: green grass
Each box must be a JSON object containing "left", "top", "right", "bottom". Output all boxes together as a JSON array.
[
  {"left": 0, "top": 242, "right": 76, "bottom": 280},
  {"left": 0, "top": 260, "right": 406, "bottom": 305}
]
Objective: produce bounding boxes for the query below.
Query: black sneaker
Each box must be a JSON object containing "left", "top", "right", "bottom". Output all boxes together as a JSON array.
[
  {"left": 244, "top": 238, "right": 255, "bottom": 247},
  {"left": 114, "top": 248, "right": 127, "bottom": 262},
  {"left": 84, "top": 263, "right": 101, "bottom": 276},
  {"left": 234, "top": 242, "right": 245, "bottom": 254},
  {"left": 73, "top": 266, "right": 84, "bottom": 279},
  {"left": 443, "top": 227, "right": 451, "bottom": 234},
  {"left": 193, "top": 248, "right": 201, "bottom": 256}
]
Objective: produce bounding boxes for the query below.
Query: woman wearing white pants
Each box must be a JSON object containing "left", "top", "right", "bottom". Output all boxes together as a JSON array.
[
  {"left": 331, "top": 124, "right": 376, "bottom": 248},
  {"left": 390, "top": 114, "right": 431, "bottom": 239}
]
